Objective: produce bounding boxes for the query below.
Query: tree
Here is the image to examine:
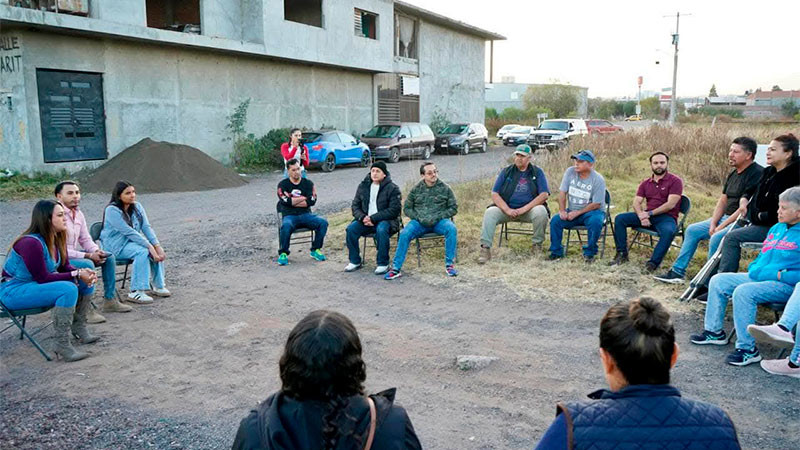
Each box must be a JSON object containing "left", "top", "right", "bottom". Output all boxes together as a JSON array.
[
  {"left": 522, "top": 84, "right": 579, "bottom": 118},
  {"left": 708, "top": 84, "right": 718, "bottom": 97},
  {"left": 622, "top": 101, "right": 637, "bottom": 117},
  {"left": 781, "top": 100, "right": 799, "bottom": 118},
  {"left": 485, "top": 107, "right": 499, "bottom": 120},
  {"left": 640, "top": 96, "right": 662, "bottom": 118},
  {"left": 772, "top": 85, "right": 782, "bottom": 91}
]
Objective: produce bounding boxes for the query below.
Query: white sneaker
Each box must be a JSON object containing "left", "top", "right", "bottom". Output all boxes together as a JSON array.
[
  {"left": 127, "top": 291, "right": 154, "bottom": 304},
  {"left": 150, "top": 287, "right": 171, "bottom": 297},
  {"left": 344, "top": 263, "right": 362, "bottom": 272},
  {"left": 374, "top": 265, "right": 389, "bottom": 275},
  {"left": 748, "top": 323, "right": 794, "bottom": 346}
]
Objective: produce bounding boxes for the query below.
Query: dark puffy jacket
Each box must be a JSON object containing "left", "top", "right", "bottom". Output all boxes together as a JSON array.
[
  {"left": 351, "top": 174, "right": 402, "bottom": 234},
  {"left": 557, "top": 384, "right": 740, "bottom": 449},
  {"left": 232, "top": 388, "right": 421, "bottom": 450},
  {"left": 745, "top": 159, "right": 799, "bottom": 226}
]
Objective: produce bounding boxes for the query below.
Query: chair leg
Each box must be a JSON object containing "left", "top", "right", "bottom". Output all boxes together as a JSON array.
[
  {"left": 565, "top": 229, "right": 571, "bottom": 255},
  {"left": 416, "top": 239, "right": 422, "bottom": 268},
  {"left": 19, "top": 314, "right": 26, "bottom": 340},
  {"left": 600, "top": 223, "right": 607, "bottom": 259},
  {"left": 8, "top": 314, "right": 52, "bottom": 361},
  {"left": 777, "top": 348, "right": 787, "bottom": 359},
  {"left": 121, "top": 264, "right": 129, "bottom": 289},
  {"left": 498, "top": 224, "right": 505, "bottom": 248},
  {"left": 361, "top": 236, "right": 367, "bottom": 262}
]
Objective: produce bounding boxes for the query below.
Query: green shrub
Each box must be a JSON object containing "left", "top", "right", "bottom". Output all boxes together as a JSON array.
[
  {"left": 429, "top": 108, "right": 451, "bottom": 134},
  {"left": 232, "top": 128, "right": 291, "bottom": 171}
]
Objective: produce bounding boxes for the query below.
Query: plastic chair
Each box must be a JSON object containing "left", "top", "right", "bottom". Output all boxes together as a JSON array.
[
  {"left": 0, "top": 253, "right": 53, "bottom": 361},
  {"left": 564, "top": 190, "right": 614, "bottom": 259},
  {"left": 630, "top": 195, "right": 691, "bottom": 250},
  {"left": 89, "top": 222, "right": 132, "bottom": 301}
]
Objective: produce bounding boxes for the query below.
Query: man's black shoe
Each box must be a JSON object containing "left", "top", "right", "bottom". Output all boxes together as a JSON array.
[
  {"left": 645, "top": 262, "right": 658, "bottom": 273},
  {"left": 607, "top": 252, "right": 628, "bottom": 266},
  {"left": 584, "top": 255, "right": 595, "bottom": 264}
]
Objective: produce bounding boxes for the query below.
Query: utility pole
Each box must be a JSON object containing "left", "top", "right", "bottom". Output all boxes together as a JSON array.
[{"left": 665, "top": 12, "right": 690, "bottom": 125}]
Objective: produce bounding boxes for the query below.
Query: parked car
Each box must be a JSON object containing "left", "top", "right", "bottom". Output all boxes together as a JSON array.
[
  {"left": 361, "top": 122, "right": 435, "bottom": 163},
  {"left": 435, "top": 123, "right": 489, "bottom": 155},
  {"left": 302, "top": 130, "right": 371, "bottom": 172},
  {"left": 624, "top": 114, "right": 642, "bottom": 121},
  {"left": 502, "top": 126, "right": 533, "bottom": 146},
  {"left": 527, "top": 119, "right": 588, "bottom": 151},
  {"left": 586, "top": 119, "right": 623, "bottom": 136},
  {"left": 496, "top": 123, "right": 521, "bottom": 139}
]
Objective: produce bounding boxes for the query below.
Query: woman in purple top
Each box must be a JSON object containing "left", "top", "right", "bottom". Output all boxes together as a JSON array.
[{"left": 1, "top": 200, "right": 99, "bottom": 361}]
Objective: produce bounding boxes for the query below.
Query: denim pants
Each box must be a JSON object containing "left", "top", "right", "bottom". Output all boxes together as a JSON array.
[
  {"left": 71, "top": 256, "right": 117, "bottom": 299},
  {"left": 549, "top": 209, "right": 606, "bottom": 257},
  {"left": 0, "top": 277, "right": 93, "bottom": 310},
  {"left": 775, "top": 284, "right": 800, "bottom": 364},
  {"left": 391, "top": 219, "right": 457, "bottom": 271},
  {"left": 669, "top": 216, "right": 733, "bottom": 277},
  {"left": 115, "top": 243, "right": 165, "bottom": 292},
  {"left": 279, "top": 213, "right": 328, "bottom": 255},
  {"left": 613, "top": 212, "right": 677, "bottom": 266},
  {"left": 704, "top": 273, "right": 794, "bottom": 350},
  {"left": 346, "top": 220, "right": 392, "bottom": 266}
]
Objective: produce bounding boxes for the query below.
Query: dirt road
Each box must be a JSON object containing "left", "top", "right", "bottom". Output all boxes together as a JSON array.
[{"left": 1, "top": 147, "right": 798, "bottom": 449}]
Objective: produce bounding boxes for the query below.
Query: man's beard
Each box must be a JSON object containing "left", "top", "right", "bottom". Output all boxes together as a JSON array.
[{"left": 652, "top": 168, "right": 666, "bottom": 176}]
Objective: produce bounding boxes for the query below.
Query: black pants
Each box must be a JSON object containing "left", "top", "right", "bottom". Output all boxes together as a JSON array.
[{"left": 717, "top": 224, "right": 770, "bottom": 273}]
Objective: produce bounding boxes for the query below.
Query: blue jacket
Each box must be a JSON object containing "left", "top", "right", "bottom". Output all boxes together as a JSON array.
[
  {"left": 99, "top": 202, "right": 159, "bottom": 255},
  {"left": 748, "top": 222, "right": 800, "bottom": 285}
]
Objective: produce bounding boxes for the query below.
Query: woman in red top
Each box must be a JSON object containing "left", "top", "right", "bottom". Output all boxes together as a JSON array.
[{"left": 280, "top": 128, "right": 309, "bottom": 178}]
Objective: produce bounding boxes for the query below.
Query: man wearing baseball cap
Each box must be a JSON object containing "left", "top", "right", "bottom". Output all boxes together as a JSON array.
[
  {"left": 478, "top": 144, "right": 550, "bottom": 264},
  {"left": 548, "top": 149, "right": 607, "bottom": 263}
]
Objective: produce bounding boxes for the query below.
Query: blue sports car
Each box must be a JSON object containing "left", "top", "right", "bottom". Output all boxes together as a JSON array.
[{"left": 302, "top": 130, "right": 372, "bottom": 172}]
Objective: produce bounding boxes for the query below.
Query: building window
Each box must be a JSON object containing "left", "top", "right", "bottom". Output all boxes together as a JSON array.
[
  {"left": 354, "top": 8, "right": 377, "bottom": 39},
  {"left": 146, "top": 0, "right": 201, "bottom": 34},
  {"left": 395, "top": 14, "right": 417, "bottom": 59},
  {"left": 284, "top": 0, "right": 323, "bottom": 28}
]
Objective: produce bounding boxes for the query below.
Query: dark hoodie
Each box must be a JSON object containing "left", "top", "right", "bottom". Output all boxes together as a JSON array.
[
  {"left": 744, "top": 159, "right": 800, "bottom": 226},
  {"left": 351, "top": 174, "right": 402, "bottom": 234},
  {"left": 231, "top": 389, "right": 421, "bottom": 450}
]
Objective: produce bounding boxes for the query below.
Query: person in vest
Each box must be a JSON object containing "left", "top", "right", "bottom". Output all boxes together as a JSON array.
[
  {"left": 548, "top": 150, "right": 606, "bottom": 263},
  {"left": 691, "top": 186, "right": 800, "bottom": 366},
  {"left": 536, "top": 297, "right": 740, "bottom": 449},
  {"left": 477, "top": 144, "right": 550, "bottom": 264},
  {"left": 344, "top": 161, "right": 402, "bottom": 275},
  {"left": 232, "top": 310, "right": 422, "bottom": 449},
  {"left": 1, "top": 200, "right": 99, "bottom": 362}
]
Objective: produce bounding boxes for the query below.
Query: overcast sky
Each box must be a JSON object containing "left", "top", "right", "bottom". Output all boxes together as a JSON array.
[{"left": 405, "top": 0, "right": 800, "bottom": 99}]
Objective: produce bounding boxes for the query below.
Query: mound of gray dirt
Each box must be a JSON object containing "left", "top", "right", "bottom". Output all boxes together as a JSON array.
[{"left": 80, "top": 138, "right": 247, "bottom": 193}]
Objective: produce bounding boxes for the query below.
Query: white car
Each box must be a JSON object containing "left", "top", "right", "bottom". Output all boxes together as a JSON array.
[
  {"left": 496, "top": 123, "right": 521, "bottom": 139},
  {"left": 502, "top": 126, "right": 533, "bottom": 146},
  {"left": 527, "top": 119, "right": 588, "bottom": 150}
]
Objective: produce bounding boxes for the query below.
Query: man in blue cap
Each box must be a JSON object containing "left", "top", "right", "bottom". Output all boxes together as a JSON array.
[{"left": 548, "top": 149, "right": 607, "bottom": 263}]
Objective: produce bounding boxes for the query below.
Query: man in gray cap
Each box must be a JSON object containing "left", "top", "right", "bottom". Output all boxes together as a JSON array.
[
  {"left": 548, "top": 149, "right": 607, "bottom": 263},
  {"left": 345, "top": 161, "right": 402, "bottom": 274},
  {"left": 478, "top": 144, "right": 550, "bottom": 264}
]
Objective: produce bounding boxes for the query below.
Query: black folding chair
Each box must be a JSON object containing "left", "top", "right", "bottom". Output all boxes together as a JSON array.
[
  {"left": 497, "top": 208, "right": 550, "bottom": 248},
  {"left": 278, "top": 215, "right": 315, "bottom": 251},
  {"left": 414, "top": 218, "right": 456, "bottom": 268},
  {"left": 0, "top": 253, "right": 53, "bottom": 361},
  {"left": 631, "top": 195, "right": 691, "bottom": 250},
  {"left": 564, "top": 190, "right": 614, "bottom": 259},
  {"left": 360, "top": 222, "right": 402, "bottom": 262},
  {"left": 90, "top": 222, "right": 132, "bottom": 302}
]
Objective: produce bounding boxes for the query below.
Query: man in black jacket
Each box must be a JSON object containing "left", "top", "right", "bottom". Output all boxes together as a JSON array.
[
  {"left": 276, "top": 159, "right": 328, "bottom": 266},
  {"left": 345, "top": 161, "right": 402, "bottom": 274}
]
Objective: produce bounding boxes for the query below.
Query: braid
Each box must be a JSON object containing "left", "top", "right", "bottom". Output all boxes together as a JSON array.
[{"left": 322, "top": 394, "right": 349, "bottom": 450}]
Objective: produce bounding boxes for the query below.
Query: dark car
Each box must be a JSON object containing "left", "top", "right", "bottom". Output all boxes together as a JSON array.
[
  {"left": 301, "top": 130, "right": 371, "bottom": 172},
  {"left": 361, "top": 122, "right": 435, "bottom": 163},
  {"left": 435, "top": 123, "right": 489, "bottom": 155}
]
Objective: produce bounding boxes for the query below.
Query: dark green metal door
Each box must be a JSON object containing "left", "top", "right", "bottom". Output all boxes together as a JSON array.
[{"left": 36, "top": 69, "right": 107, "bottom": 163}]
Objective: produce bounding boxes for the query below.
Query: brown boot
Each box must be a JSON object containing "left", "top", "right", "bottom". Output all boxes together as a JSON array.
[
  {"left": 478, "top": 246, "right": 491, "bottom": 264},
  {"left": 72, "top": 295, "right": 100, "bottom": 344},
  {"left": 52, "top": 306, "right": 89, "bottom": 362},
  {"left": 86, "top": 301, "right": 107, "bottom": 324},
  {"left": 102, "top": 297, "right": 133, "bottom": 313}
]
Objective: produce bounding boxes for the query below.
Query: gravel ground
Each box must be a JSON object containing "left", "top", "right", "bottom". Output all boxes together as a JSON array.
[{"left": 1, "top": 147, "right": 799, "bottom": 449}]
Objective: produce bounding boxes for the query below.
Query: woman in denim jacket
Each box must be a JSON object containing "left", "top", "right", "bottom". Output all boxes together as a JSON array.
[{"left": 100, "top": 181, "right": 170, "bottom": 304}]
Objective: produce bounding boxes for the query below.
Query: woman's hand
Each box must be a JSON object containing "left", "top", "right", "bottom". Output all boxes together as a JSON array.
[
  {"left": 78, "top": 269, "right": 97, "bottom": 286},
  {"left": 148, "top": 244, "right": 161, "bottom": 261},
  {"left": 155, "top": 245, "right": 167, "bottom": 262}
]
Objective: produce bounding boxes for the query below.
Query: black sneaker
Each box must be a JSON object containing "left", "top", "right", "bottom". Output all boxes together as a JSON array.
[
  {"left": 695, "top": 292, "right": 708, "bottom": 304},
  {"left": 583, "top": 255, "right": 595, "bottom": 264},
  {"left": 726, "top": 347, "right": 762, "bottom": 366},
  {"left": 645, "top": 262, "right": 658, "bottom": 273},
  {"left": 653, "top": 269, "right": 685, "bottom": 284},
  {"left": 547, "top": 254, "right": 563, "bottom": 261},
  {"left": 690, "top": 330, "right": 730, "bottom": 346},
  {"left": 607, "top": 252, "right": 628, "bottom": 266}
]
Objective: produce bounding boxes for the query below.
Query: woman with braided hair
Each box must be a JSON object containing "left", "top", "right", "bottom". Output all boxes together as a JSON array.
[{"left": 232, "top": 310, "right": 421, "bottom": 449}]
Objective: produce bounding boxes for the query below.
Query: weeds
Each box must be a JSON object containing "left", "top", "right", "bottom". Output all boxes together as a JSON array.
[{"left": 0, "top": 170, "right": 69, "bottom": 201}]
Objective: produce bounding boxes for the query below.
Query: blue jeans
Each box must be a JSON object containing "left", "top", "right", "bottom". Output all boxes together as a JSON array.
[
  {"left": 115, "top": 243, "right": 166, "bottom": 292},
  {"left": 613, "top": 212, "right": 677, "bottom": 266},
  {"left": 704, "top": 273, "right": 794, "bottom": 350},
  {"left": 391, "top": 219, "right": 457, "bottom": 271},
  {"left": 776, "top": 284, "right": 800, "bottom": 364},
  {"left": 346, "top": 220, "right": 392, "bottom": 266},
  {"left": 0, "top": 277, "right": 93, "bottom": 310},
  {"left": 279, "top": 213, "right": 328, "bottom": 255},
  {"left": 669, "top": 216, "right": 734, "bottom": 277},
  {"left": 71, "top": 256, "right": 117, "bottom": 299},
  {"left": 549, "top": 209, "right": 606, "bottom": 257}
]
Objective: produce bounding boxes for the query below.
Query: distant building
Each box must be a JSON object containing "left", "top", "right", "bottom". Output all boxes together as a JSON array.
[
  {"left": 746, "top": 90, "right": 800, "bottom": 107},
  {"left": 485, "top": 82, "right": 589, "bottom": 117},
  {"left": 705, "top": 96, "right": 747, "bottom": 106}
]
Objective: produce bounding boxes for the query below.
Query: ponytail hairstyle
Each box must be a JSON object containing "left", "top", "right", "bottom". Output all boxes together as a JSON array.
[
  {"left": 106, "top": 180, "right": 142, "bottom": 226},
  {"left": 773, "top": 133, "right": 799, "bottom": 163},
  {"left": 599, "top": 297, "right": 675, "bottom": 385},
  {"left": 280, "top": 310, "right": 367, "bottom": 450},
  {"left": 12, "top": 200, "right": 68, "bottom": 265}
]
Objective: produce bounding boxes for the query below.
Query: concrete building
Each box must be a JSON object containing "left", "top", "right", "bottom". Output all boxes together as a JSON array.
[
  {"left": 746, "top": 90, "right": 800, "bottom": 107},
  {"left": 484, "top": 80, "right": 588, "bottom": 117},
  {"left": 0, "top": 0, "right": 503, "bottom": 173}
]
